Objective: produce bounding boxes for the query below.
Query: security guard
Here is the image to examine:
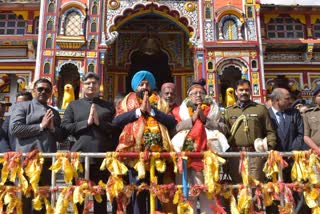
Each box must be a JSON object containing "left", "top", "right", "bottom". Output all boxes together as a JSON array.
[
  {"left": 224, "top": 79, "right": 277, "bottom": 183},
  {"left": 303, "top": 84, "right": 320, "bottom": 151}
]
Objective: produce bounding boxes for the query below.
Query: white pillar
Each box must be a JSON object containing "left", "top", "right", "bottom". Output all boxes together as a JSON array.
[{"left": 34, "top": 0, "right": 45, "bottom": 81}]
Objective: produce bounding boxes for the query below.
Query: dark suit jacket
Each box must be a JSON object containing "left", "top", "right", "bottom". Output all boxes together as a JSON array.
[
  {"left": 9, "top": 99, "right": 65, "bottom": 153},
  {"left": 0, "top": 117, "right": 14, "bottom": 152},
  {"left": 113, "top": 107, "right": 176, "bottom": 131},
  {"left": 269, "top": 108, "right": 307, "bottom": 151}
]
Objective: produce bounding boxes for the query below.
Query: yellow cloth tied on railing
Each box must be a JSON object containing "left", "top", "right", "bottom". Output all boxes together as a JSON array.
[
  {"left": 262, "top": 182, "right": 280, "bottom": 207},
  {"left": 203, "top": 151, "right": 225, "bottom": 194},
  {"left": 291, "top": 151, "right": 309, "bottom": 182},
  {"left": 239, "top": 152, "right": 249, "bottom": 186},
  {"left": 32, "top": 191, "right": 54, "bottom": 214},
  {"left": 308, "top": 153, "right": 320, "bottom": 184},
  {"left": 50, "top": 152, "right": 83, "bottom": 184},
  {"left": 134, "top": 152, "right": 146, "bottom": 179},
  {"left": 55, "top": 186, "right": 78, "bottom": 214},
  {"left": 304, "top": 185, "right": 320, "bottom": 210},
  {"left": 263, "top": 150, "right": 288, "bottom": 182},
  {"left": 153, "top": 152, "right": 166, "bottom": 173},
  {"left": 100, "top": 175, "right": 124, "bottom": 202},
  {"left": 170, "top": 152, "right": 178, "bottom": 173},
  {"left": 177, "top": 201, "right": 194, "bottom": 214},
  {"left": 3, "top": 186, "right": 23, "bottom": 214},
  {"left": 24, "top": 150, "right": 44, "bottom": 193},
  {"left": 237, "top": 186, "right": 252, "bottom": 212},
  {"left": 0, "top": 152, "right": 28, "bottom": 193},
  {"left": 100, "top": 152, "right": 128, "bottom": 176}
]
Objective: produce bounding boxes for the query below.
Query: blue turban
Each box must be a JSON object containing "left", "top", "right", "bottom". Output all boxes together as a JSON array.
[{"left": 131, "top": 70, "right": 156, "bottom": 91}]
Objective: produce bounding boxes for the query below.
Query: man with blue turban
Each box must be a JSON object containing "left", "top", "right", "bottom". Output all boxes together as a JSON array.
[{"left": 112, "top": 70, "right": 176, "bottom": 213}]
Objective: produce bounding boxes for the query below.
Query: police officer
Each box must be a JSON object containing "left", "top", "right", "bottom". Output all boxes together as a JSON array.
[
  {"left": 224, "top": 79, "right": 277, "bottom": 183},
  {"left": 303, "top": 84, "right": 320, "bottom": 152}
]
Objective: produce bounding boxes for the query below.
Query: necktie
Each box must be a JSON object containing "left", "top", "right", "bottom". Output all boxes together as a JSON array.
[{"left": 276, "top": 112, "right": 285, "bottom": 131}]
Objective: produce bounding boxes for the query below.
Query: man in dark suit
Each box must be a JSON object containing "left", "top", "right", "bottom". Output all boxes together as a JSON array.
[
  {"left": 268, "top": 88, "right": 306, "bottom": 153},
  {"left": 10, "top": 78, "right": 65, "bottom": 214},
  {"left": 268, "top": 87, "right": 309, "bottom": 214}
]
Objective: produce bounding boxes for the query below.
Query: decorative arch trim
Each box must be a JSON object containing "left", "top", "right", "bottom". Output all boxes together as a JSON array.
[
  {"left": 60, "top": 1, "right": 87, "bottom": 15},
  {"left": 108, "top": 3, "right": 194, "bottom": 38},
  {"left": 57, "top": 61, "right": 82, "bottom": 77},
  {"left": 216, "top": 58, "right": 248, "bottom": 75},
  {"left": 215, "top": 6, "right": 244, "bottom": 23},
  {"left": 219, "top": 15, "right": 242, "bottom": 27}
]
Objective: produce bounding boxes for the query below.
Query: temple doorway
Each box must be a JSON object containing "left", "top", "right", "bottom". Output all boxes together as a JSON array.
[
  {"left": 219, "top": 65, "right": 242, "bottom": 106},
  {"left": 127, "top": 34, "right": 173, "bottom": 92},
  {"left": 107, "top": 11, "right": 192, "bottom": 98},
  {"left": 57, "top": 63, "right": 80, "bottom": 108}
]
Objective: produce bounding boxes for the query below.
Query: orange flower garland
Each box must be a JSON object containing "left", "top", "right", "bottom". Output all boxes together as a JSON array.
[{"left": 142, "top": 93, "right": 163, "bottom": 152}]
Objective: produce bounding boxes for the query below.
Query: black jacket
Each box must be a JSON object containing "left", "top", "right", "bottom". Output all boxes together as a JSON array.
[{"left": 62, "top": 97, "right": 115, "bottom": 152}]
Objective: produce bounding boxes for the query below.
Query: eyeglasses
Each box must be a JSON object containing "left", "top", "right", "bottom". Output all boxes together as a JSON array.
[
  {"left": 189, "top": 91, "right": 206, "bottom": 97},
  {"left": 83, "top": 81, "right": 98, "bottom": 86},
  {"left": 36, "top": 87, "right": 51, "bottom": 93}
]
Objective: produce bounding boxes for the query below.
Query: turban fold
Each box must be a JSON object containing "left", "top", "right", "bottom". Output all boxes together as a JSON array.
[{"left": 131, "top": 70, "right": 156, "bottom": 91}]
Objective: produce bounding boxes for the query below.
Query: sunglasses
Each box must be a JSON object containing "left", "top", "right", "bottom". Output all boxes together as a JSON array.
[{"left": 36, "top": 87, "right": 51, "bottom": 93}]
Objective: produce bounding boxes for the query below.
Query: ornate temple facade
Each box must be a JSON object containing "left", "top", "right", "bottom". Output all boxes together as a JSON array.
[{"left": 0, "top": 0, "right": 320, "bottom": 112}]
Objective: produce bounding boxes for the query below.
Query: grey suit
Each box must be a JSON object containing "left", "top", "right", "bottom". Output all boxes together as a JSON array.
[{"left": 9, "top": 99, "right": 64, "bottom": 153}]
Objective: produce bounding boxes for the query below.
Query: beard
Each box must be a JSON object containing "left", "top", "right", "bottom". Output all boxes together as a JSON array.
[{"left": 136, "top": 88, "right": 151, "bottom": 99}]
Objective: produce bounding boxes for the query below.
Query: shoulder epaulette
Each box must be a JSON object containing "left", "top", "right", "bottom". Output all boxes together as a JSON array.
[
  {"left": 304, "top": 107, "right": 315, "bottom": 113},
  {"left": 225, "top": 104, "right": 236, "bottom": 109}
]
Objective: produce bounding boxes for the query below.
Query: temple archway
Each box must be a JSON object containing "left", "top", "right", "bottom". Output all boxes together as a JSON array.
[
  {"left": 106, "top": 4, "right": 194, "bottom": 98},
  {"left": 57, "top": 63, "right": 80, "bottom": 108},
  {"left": 217, "top": 58, "right": 248, "bottom": 106}
]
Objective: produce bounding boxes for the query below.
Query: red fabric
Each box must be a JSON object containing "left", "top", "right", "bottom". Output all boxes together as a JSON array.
[
  {"left": 116, "top": 93, "right": 144, "bottom": 152},
  {"left": 172, "top": 104, "right": 211, "bottom": 171}
]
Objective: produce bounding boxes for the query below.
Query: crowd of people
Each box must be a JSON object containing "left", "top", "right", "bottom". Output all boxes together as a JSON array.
[{"left": 0, "top": 70, "right": 319, "bottom": 213}]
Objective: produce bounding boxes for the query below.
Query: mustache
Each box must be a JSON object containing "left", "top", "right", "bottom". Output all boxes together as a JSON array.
[{"left": 240, "top": 94, "right": 249, "bottom": 97}]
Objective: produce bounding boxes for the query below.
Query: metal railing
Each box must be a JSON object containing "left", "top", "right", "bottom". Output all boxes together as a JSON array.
[{"left": 0, "top": 151, "right": 316, "bottom": 213}]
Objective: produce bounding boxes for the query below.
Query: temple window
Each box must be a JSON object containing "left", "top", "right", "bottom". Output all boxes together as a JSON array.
[
  {"left": 45, "top": 37, "right": 52, "bottom": 49},
  {"left": 90, "top": 21, "right": 97, "bottom": 33},
  {"left": 0, "top": 13, "right": 26, "bottom": 35},
  {"left": 88, "top": 64, "right": 94, "bottom": 73},
  {"left": 218, "top": 15, "right": 243, "bottom": 40},
  {"left": 267, "top": 16, "right": 304, "bottom": 39},
  {"left": 89, "top": 39, "right": 96, "bottom": 49},
  {"left": 64, "top": 11, "right": 81, "bottom": 36},
  {"left": 44, "top": 63, "right": 50, "bottom": 74},
  {"left": 48, "top": 2, "right": 55, "bottom": 13},
  {"left": 205, "top": 7, "right": 211, "bottom": 19},
  {"left": 251, "top": 59, "right": 258, "bottom": 70},
  {"left": 47, "top": 19, "right": 53, "bottom": 31},
  {"left": 92, "top": 2, "right": 98, "bottom": 15},
  {"left": 246, "top": 6, "right": 253, "bottom": 18},
  {"left": 33, "top": 17, "right": 39, "bottom": 34},
  {"left": 207, "top": 61, "right": 214, "bottom": 70},
  {"left": 313, "top": 20, "right": 320, "bottom": 38}
]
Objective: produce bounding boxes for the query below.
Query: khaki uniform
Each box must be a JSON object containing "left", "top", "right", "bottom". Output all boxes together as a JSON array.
[
  {"left": 225, "top": 101, "right": 277, "bottom": 148},
  {"left": 303, "top": 105, "right": 320, "bottom": 145},
  {"left": 224, "top": 101, "right": 277, "bottom": 183}
]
